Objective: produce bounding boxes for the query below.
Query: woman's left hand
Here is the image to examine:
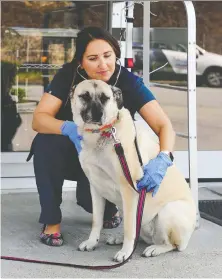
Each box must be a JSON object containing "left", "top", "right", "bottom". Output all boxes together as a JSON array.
[{"left": 137, "top": 152, "right": 173, "bottom": 196}]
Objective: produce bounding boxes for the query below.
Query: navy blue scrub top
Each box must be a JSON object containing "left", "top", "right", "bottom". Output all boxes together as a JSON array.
[{"left": 46, "top": 62, "right": 156, "bottom": 121}]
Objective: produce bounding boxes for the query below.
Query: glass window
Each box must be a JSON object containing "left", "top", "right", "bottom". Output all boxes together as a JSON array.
[
  {"left": 1, "top": 1, "right": 108, "bottom": 152},
  {"left": 132, "top": 1, "right": 222, "bottom": 153}
]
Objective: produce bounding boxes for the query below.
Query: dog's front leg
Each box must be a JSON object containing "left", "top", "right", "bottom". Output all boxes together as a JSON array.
[
  {"left": 113, "top": 185, "right": 138, "bottom": 262},
  {"left": 78, "top": 185, "right": 105, "bottom": 251}
]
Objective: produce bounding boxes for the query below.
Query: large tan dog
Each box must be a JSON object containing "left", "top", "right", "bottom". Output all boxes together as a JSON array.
[{"left": 71, "top": 79, "right": 196, "bottom": 263}]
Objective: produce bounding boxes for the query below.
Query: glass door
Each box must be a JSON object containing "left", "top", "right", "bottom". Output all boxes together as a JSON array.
[{"left": 1, "top": 1, "right": 110, "bottom": 190}]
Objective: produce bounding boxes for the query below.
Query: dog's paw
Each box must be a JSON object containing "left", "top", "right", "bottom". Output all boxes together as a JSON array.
[
  {"left": 106, "top": 235, "right": 123, "bottom": 245},
  {"left": 142, "top": 244, "right": 174, "bottom": 257},
  {"left": 113, "top": 248, "right": 133, "bottom": 263},
  {"left": 78, "top": 239, "right": 98, "bottom": 252}
]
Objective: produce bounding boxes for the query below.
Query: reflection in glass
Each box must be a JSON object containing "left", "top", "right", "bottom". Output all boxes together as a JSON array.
[
  {"left": 1, "top": 1, "right": 108, "bottom": 151},
  {"left": 1, "top": 62, "right": 22, "bottom": 151}
]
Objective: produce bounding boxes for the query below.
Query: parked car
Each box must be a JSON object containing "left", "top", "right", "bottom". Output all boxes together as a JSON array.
[{"left": 132, "top": 42, "right": 222, "bottom": 87}]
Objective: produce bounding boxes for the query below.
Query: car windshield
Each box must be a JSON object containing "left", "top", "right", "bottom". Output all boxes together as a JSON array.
[
  {"left": 133, "top": 43, "right": 206, "bottom": 56},
  {"left": 151, "top": 42, "right": 187, "bottom": 52}
]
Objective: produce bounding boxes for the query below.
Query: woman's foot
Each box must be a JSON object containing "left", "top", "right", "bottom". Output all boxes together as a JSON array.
[
  {"left": 103, "top": 211, "right": 122, "bottom": 229},
  {"left": 40, "top": 224, "right": 64, "bottom": 246},
  {"left": 43, "top": 224, "right": 61, "bottom": 234}
]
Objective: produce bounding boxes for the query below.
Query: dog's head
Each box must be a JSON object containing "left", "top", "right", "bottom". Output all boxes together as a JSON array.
[{"left": 71, "top": 80, "right": 123, "bottom": 128}]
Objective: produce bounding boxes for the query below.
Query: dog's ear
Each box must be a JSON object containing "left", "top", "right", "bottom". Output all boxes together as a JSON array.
[{"left": 111, "top": 86, "right": 123, "bottom": 109}]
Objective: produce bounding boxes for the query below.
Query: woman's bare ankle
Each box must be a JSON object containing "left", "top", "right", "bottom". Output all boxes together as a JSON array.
[{"left": 44, "top": 224, "right": 61, "bottom": 234}]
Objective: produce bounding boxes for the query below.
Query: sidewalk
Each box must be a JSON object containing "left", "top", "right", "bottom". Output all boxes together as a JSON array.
[{"left": 1, "top": 187, "right": 222, "bottom": 278}]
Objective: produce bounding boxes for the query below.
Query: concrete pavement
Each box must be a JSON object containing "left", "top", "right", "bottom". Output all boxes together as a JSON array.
[{"left": 1, "top": 187, "right": 222, "bottom": 278}]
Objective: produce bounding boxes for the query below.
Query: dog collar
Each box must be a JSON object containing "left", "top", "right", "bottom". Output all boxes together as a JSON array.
[
  {"left": 84, "top": 117, "right": 119, "bottom": 136},
  {"left": 85, "top": 117, "right": 119, "bottom": 137}
]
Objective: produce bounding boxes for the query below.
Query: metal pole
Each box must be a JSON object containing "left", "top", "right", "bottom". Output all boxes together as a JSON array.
[
  {"left": 107, "top": 1, "right": 113, "bottom": 34},
  {"left": 143, "top": 1, "right": 150, "bottom": 86},
  {"left": 16, "top": 49, "right": 19, "bottom": 101},
  {"left": 25, "top": 37, "right": 29, "bottom": 100},
  {"left": 125, "top": 1, "right": 134, "bottom": 71},
  {"left": 183, "top": 1, "right": 199, "bottom": 228},
  {"left": 43, "top": 12, "right": 50, "bottom": 92}
]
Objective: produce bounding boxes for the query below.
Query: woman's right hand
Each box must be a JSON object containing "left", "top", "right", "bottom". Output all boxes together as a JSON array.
[
  {"left": 60, "top": 121, "right": 83, "bottom": 154},
  {"left": 33, "top": 93, "right": 82, "bottom": 154}
]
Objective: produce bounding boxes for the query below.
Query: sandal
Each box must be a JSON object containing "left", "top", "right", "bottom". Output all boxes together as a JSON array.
[
  {"left": 103, "top": 215, "right": 122, "bottom": 229},
  {"left": 40, "top": 225, "right": 64, "bottom": 247}
]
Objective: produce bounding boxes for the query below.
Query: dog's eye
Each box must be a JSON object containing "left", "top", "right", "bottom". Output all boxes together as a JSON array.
[
  {"left": 79, "top": 92, "right": 91, "bottom": 102},
  {"left": 100, "top": 93, "right": 110, "bottom": 104}
]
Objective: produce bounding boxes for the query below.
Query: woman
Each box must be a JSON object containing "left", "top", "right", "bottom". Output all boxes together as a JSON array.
[{"left": 29, "top": 26, "right": 175, "bottom": 247}]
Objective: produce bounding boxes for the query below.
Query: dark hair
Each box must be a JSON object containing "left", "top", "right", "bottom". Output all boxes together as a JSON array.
[{"left": 74, "top": 26, "right": 121, "bottom": 63}]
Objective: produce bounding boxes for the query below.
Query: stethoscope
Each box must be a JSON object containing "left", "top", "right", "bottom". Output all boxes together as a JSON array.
[
  {"left": 65, "top": 58, "right": 122, "bottom": 107},
  {"left": 76, "top": 58, "right": 122, "bottom": 87}
]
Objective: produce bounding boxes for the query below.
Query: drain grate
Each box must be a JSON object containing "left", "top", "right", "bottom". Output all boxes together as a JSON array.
[{"left": 199, "top": 200, "right": 222, "bottom": 226}]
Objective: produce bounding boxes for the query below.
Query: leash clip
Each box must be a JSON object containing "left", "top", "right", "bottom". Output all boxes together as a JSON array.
[{"left": 111, "top": 127, "right": 120, "bottom": 144}]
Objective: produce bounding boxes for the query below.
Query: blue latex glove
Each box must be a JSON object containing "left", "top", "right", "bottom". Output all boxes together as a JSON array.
[
  {"left": 137, "top": 152, "right": 173, "bottom": 197},
  {"left": 61, "top": 121, "right": 83, "bottom": 154}
]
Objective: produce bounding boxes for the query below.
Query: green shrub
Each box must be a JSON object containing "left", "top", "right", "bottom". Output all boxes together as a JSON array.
[
  {"left": 10, "top": 87, "right": 26, "bottom": 102},
  {"left": 18, "top": 71, "right": 43, "bottom": 84}
]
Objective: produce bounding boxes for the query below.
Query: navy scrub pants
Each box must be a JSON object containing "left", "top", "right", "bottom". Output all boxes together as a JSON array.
[{"left": 27, "top": 133, "right": 117, "bottom": 225}]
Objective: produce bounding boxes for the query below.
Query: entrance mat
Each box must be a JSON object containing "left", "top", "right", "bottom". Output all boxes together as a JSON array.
[{"left": 199, "top": 200, "right": 222, "bottom": 226}]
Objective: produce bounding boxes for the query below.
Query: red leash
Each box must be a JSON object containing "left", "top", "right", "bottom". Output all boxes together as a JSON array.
[{"left": 1, "top": 129, "right": 146, "bottom": 270}]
